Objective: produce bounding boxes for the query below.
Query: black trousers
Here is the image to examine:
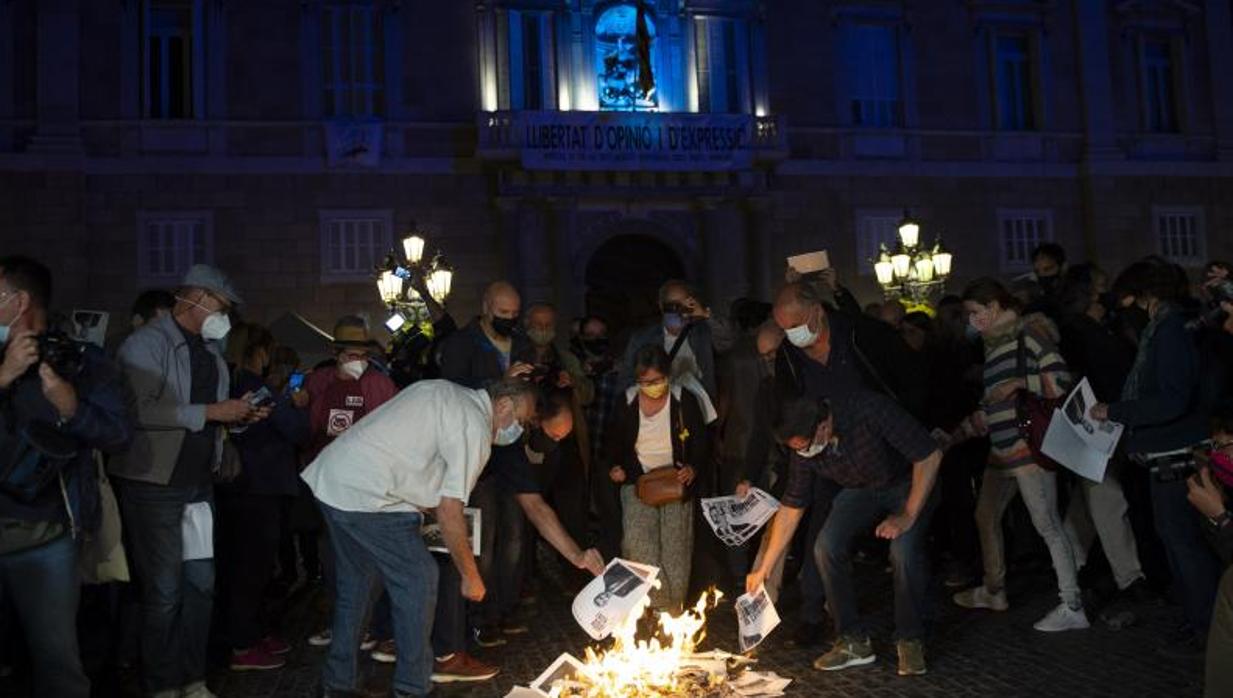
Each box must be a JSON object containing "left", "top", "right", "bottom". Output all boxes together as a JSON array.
[{"left": 216, "top": 492, "right": 284, "bottom": 650}]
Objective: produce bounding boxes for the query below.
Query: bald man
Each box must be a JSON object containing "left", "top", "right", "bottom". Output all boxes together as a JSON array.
[{"left": 433, "top": 281, "right": 539, "bottom": 678}]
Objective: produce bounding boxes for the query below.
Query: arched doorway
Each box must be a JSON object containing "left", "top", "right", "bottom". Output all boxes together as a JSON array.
[{"left": 585, "top": 233, "right": 685, "bottom": 342}]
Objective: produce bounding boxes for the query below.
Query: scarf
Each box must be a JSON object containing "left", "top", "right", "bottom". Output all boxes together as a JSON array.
[{"left": 1121, "top": 303, "right": 1173, "bottom": 401}]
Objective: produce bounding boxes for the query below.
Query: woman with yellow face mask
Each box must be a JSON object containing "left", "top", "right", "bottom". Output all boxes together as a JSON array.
[{"left": 605, "top": 344, "right": 712, "bottom": 613}]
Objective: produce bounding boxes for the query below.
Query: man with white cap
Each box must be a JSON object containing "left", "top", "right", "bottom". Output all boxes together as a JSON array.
[{"left": 111, "top": 264, "right": 270, "bottom": 698}]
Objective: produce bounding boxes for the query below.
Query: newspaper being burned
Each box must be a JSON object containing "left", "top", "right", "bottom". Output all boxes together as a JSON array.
[
  {"left": 506, "top": 649, "right": 791, "bottom": 697},
  {"left": 572, "top": 558, "right": 660, "bottom": 641},
  {"left": 734, "top": 585, "right": 780, "bottom": 653},
  {"left": 700, "top": 488, "right": 780, "bottom": 548},
  {"left": 505, "top": 572, "right": 792, "bottom": 697}
]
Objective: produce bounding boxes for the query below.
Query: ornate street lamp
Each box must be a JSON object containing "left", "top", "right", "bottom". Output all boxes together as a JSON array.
[
  {"left": 374, "top": 227, "right": 455, "bottom": 334},
  {"left": 869, "top": 210, "right": 954, "bottom": 305}
]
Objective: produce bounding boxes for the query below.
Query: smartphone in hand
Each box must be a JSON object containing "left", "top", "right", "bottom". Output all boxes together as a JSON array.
[
  {"left": 248, "top": 386, "right": 275, "bottom": 408},
  {"left": 287, "top": 371, "right": 305, "bottom": 393}
]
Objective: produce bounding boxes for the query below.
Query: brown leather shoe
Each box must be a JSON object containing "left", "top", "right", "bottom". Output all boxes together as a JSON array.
[{"left": 430, "top": 652, "right": 500, "bottom": 683}]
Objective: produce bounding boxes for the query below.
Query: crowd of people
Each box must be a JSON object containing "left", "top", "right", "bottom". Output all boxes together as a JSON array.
[{"left": 1, "top": 243, "right": 1232, "bottom": 697}]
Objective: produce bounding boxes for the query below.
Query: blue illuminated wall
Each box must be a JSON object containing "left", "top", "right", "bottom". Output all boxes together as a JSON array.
[{"left": 595, "top": 3, "right": 660, "bottom": 111}]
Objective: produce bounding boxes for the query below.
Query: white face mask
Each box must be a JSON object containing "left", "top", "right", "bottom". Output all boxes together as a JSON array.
[
  {"left": 201, "top": 312, "right": 231, "bottom": 341},
  {"left": 340, "top": 359, "right": 367, "bottom": 380},
  {"left": 0, "top": 292, "right": 21, "bottom": 345},
  {"left": 785, "top": 322, "right": 818, "bottom": 348},
  {"left": 796, "top": 440, "right": 826, "bottom": 459},
  {"left": 494, "top": 419, "right": 525, "bottom": 446}
]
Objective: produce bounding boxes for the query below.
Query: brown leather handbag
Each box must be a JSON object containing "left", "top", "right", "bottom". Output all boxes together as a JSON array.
[{"left": 636, "top": 466, "right": 684, "bottom": 507}]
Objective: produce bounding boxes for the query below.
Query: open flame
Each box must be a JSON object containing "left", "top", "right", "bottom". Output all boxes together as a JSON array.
[{"left": 574, "top": 588, "right": 726, "bottom": 697}]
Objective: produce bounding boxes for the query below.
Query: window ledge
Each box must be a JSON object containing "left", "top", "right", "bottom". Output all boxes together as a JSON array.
[
  {"left": 989, "top": 132, "right": 1044, "bottom": 161},
  {"left": 139, "top": 122, "right": 215, "bottom": 154},
  {"left": 1124, "top": 133, "right": 1214, "bottom": 160},
  {"left": 847, "top": 132, "right": 907, "bottom": 159}
]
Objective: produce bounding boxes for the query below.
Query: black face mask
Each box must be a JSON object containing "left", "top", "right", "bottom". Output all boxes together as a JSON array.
[
  {"left": 491, "top": 316, "right": 519, "bottom": 338},
  {"left": 582, "top": 338, "right": 609, "bottom": 356},
  {"left": 1038, "top": 275, "right": 1061, "bottom": 294},
  {"left": 1118, "top": 305, "right": 1151, "bottom": 338},
  {"left": 528, "top": 426, "right": 560, "bottom": 455}
]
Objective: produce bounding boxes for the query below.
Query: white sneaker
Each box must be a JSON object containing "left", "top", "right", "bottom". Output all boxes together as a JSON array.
[
  {"left": 1033, "top": 603, "right": 1090, "bottom": 632},
  {"left": 308, "top": 629, "right": 332, "bottom": 647},
  {"left": 952, "top": 586, "right": 1009, "bottom": 611}
]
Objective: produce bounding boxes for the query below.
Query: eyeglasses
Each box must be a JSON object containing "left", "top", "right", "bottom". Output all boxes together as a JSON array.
[
  {"left": 1213, "top": 440, "right": 1233, "bottom": 452},
  {"left": 636, "top": 377, "right": 667, "bottom": 387}
]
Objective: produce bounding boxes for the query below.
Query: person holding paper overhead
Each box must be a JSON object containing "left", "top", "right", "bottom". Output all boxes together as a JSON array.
[
  {"left": 1090, "top": 259, "right": 1223, "bottom": 659},
  {"left": 950, "top": 278, "right": 1088, "bottom": 634},
  {"left": 745, "top": 391, "right": 941, "bottom": 678}
]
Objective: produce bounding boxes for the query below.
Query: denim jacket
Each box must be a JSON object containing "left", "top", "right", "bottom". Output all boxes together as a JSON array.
[{"left": 109, "top": 313, "right": 230, "bottom": 484}]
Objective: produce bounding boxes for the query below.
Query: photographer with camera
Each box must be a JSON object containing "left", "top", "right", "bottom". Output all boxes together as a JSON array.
[
  {"left": 619, "top": 279, "right": 734, "bottom": 409},
  {"left": 1091, "top": 259, "right": 1223, "bottom": 659},
  {"left": 0, "top": 256, "right": 134, "bottom": 698},
  {"left": 110, "top": 264, "right": 268, "bottom": 698},
  {"left": 1186, "top": 408, "right": 1233, "bottom": 696}
]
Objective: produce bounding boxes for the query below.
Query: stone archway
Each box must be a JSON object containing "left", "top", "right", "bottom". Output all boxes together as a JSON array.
[{"left": 584, "top": 232, "right": 685, "bottom": 340}]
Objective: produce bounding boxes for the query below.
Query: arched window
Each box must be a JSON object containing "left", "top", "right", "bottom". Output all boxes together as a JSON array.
[{"left": 595, "top": 3, "right": 658, "bottom": 111}]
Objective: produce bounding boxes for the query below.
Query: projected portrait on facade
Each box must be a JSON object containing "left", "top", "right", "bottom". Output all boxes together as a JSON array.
[{"left": 595, "top": 3, "right": 658, "bottom": 111}]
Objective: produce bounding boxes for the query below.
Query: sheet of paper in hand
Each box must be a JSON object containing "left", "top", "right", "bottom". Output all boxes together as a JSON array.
[
  {"left": 421, "top": 507, "right": 481, "bottom": 557},
  {"left": 181, "top": 501, "right": 214, "bottom": 561},
  {"left": 571, "top": 558, "right": 659, "bottom": 640},
  {"left": 701, "top": 488, "right": 780, "bottom": 547},
  {"left": 787, "top": 250, "right": 830, "bottom": 274},
  {"left": 1062, "top": 377, "right": 1124, "bottom": 455},
  {"left": 735, "top": 584, "right": 781, "bottom": 652},
  {"left": 1043, "top": 377, "right": 1125, "bottom": 483}
]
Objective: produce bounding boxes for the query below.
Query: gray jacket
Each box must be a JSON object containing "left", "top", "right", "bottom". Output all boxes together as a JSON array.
[{"left": 108, "top": 313, "right": 230, "bottom": 485}]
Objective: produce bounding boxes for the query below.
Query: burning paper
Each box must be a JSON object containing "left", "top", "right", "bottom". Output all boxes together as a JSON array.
[
  {"left": 512, "top": 588, "right": 796, "bottom": 697},
  {"left": 530, "top": 653, "right": 588, "bottom": 696},
  {"left": 729, "top": 670, "right": 792, "bottom": 697},
  {"left": 573, "top": 558, "right": 660, "bottom": 641},
  {"left": 701, "top": 488, "right": 780, "bottom": 547},
  {"left": 734, "top": 585, "right": 780, "bottom": 652}
]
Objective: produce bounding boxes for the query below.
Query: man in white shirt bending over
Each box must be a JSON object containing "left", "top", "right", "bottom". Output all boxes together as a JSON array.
[{"left": 302, "top": 378, "right": 603, "bottom": 697}]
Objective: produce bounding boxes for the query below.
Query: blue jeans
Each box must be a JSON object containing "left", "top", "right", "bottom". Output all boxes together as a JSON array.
[
  {"left": 1151, "top": 478, "right": 1221, "bottom": 632},
  {"left": 116, "top": 479, "right": 214, "bottom": 693},
  {"left": 0, "top": 532, "right": 90, "bottom": 697},
  {"left": 319, "top": 502, "right": 437, "bottom": 696},
  {"left": 814, "top": 479, "right": 938, "bottom": 641}
]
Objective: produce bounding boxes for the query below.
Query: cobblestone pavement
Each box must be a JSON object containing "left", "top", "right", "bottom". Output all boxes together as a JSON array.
[
  {"left": 0, "top": 558, "right": 1205, "bottom": 697},
  {"left": 201, "top": 561, "right": 1203, "bottom": 698}
]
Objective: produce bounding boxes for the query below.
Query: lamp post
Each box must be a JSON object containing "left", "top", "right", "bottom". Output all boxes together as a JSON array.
[
  {"left": 375, "top": 228, "right": 455, "bottom": 334},
  {"left": 870, "top": 211, "right": 954, "bottom": 305}
]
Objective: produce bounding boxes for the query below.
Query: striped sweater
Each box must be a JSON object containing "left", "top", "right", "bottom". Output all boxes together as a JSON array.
[{"left": 981, "top": 316, "right": 1071, "bottom": 469}]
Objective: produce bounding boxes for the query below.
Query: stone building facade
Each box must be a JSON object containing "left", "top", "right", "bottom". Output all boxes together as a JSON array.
[{"left": 1, "top": 0, "right": 1231, "bottom": 341}]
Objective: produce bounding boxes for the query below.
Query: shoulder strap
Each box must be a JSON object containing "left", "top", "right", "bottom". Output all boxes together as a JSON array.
[
  {"left": 1015, "top": 331, "right": 1027, "bottom": 379},
  {"left": 666, "top": 322, "right": 695, "bottom": 363},
  {"left": 850, "top": 326, "right": 899, "bottom": 402}
]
